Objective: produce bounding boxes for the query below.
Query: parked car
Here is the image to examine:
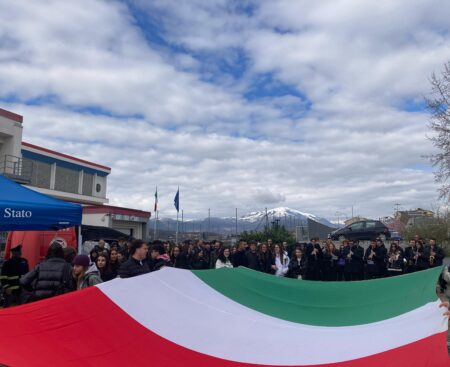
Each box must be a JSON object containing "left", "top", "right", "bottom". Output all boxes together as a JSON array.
[
  {"left": 389, "top": 231, "right": 402, "bottom": 241},
  {"left": 330, "top": 220, "right": 391, "bottom": 242}
]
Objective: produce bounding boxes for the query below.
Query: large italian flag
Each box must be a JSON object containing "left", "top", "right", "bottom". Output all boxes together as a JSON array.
[{"left": 0, "top": 267, "right": 448, "bottom": 366}]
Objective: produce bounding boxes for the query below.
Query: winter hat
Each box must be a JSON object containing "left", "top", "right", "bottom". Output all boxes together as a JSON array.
[{"left": 73, "top": 254, "right": 90, "bottom": 267}]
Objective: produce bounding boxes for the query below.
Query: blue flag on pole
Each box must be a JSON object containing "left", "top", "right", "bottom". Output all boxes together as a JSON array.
[{"left": 174, "top": 188, "right": 180, "bottom": 212}]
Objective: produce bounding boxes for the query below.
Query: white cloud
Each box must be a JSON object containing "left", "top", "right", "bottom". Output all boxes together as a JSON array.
[{"left": 0, "top": 0, "right": 448, "bottom": 221}]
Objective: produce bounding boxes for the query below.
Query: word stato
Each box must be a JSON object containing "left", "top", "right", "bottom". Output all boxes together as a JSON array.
[{"left": 3, "top": 208, "right": 32, "bottom": 218}]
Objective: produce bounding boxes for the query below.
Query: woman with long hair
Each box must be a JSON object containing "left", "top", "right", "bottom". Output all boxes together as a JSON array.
[
  {"left": 386, "top": 242, "right": 404, "bottom": 276},
  {"left": 215, "top": 247, "right": 233, "bottom": 269},
  {"left": 109, "top": 248, "right": 120, "bottom": 277},
  {"left": 191, "top": 249, "right": 209, "bottom": 270},
  {"left": 272, "top": 244, "right": 289, "bottom": 277},
  {"left": 171, "top": 245, "right": 183, "bottom": 268},
  {"left": 96, "top": 254, "right": 115, "bottom": 282},
  {"left": 322, "top": 240, "right": 339, "bottom": 281},
  {"left": 336, "top": 242, "right": 348, "bottom": 281},
  {"left": 288, "top": 247, "right": 307, "bottom": 279}
]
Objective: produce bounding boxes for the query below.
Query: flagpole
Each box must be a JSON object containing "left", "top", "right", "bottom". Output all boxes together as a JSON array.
[
  {"left": 153, "top": 186, "right": 158, "bottom": 240},
  {"left": 175, "top": 186, "right": 180, "bottom": 245},
  {"left": 153, "top": 211, "right": 157, "bottom": 240},
  {"left": 176, "top": 210, "right": 179, "bottom": 244},
  {"left": 181, "top": 209, "right": 184, "bottom": 239},
  {"left": 156, "top": 210, "right": 158, "bottom": 240}
]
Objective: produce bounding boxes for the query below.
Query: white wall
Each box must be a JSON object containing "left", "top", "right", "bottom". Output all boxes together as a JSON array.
[
  {"left": 0, "top": 116, "right": 23, "bottom": 162},
  {"left": 93, "top": 174, "right": 107, "bottom": 198},
  {"left": 82, "top": 213, "right": 111, "bottom": 227}
]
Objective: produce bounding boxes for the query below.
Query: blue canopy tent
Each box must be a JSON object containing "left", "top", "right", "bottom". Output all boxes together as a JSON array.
[{"left": 0, "top": 175, "right": 82, "bottom": 231}]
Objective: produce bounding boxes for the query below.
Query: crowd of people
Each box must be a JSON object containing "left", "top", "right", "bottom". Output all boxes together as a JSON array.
[{"left": 1, "top": 234, "right": 449, "bottom": 307}]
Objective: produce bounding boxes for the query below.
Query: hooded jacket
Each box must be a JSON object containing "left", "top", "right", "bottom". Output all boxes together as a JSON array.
[{"left": 78, "top": 263, "right": 102, "bottom": 290}]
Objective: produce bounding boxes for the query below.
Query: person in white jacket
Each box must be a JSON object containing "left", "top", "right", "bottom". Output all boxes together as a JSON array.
[
  {"left": 271, "top": 244, "right": 289, "bottom": 277},
  {"left": 215, "top": 248, "right": 233, "bottom": 269}
]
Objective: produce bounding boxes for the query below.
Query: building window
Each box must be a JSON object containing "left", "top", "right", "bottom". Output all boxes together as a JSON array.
[
  {"left": 29, "top": 159, "right": 51, "bottom": 189},
  {"left": 54, "top": 165, "right": 79, "bottom": 194},
  {"left": 82, "top": 172, "right": 94, "bottom": 196}
]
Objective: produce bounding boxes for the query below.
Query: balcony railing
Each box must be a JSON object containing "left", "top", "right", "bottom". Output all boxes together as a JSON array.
[{"left": 0, "top": 155, "right": 34, "bottom": 184}]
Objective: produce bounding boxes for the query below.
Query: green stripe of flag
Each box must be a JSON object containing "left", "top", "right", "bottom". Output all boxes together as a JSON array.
[{"left": 193, "top": 266, "right": 442, "bottom": 327}]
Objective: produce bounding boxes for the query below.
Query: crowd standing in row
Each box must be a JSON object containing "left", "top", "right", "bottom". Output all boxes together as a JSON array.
[{"left": 1, "top": 235, "right": 449, "bottom": 307}]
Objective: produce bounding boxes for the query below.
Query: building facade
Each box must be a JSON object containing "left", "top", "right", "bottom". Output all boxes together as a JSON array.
[{"left": 0, "top": 107, "right": 150, "bottom": 240}]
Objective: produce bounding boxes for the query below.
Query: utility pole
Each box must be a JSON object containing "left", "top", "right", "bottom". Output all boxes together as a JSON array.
[
  {"left": 181, "top": 210, "right": 184, "bottom": 241},
  {"left": 208, "top": 208, "right": 211, "bottom": 240},
  {"left": 235, "top": 208, "right": 238, "bottom": 237}
]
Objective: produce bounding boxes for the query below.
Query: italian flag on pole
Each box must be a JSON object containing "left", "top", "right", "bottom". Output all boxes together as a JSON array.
[{"left": 0, "top": 267, "right": 448, "bottom": 366}]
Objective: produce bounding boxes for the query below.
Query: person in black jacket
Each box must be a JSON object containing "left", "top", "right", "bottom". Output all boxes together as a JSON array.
[
  {"left": 288, "top": 248, "right": 307, "bottom": 279},
  {"left": 374, "top": 239, "right": 388, "bottom": 278},
  {"left": 414, "top": 240, "right": 430, "bottom": 271},
  {"left": 20, "top": 242, "right": 73, "bottom": 302},
  {"left": 322, "top": 240, "right": 338, "bottom": 281},
  {"left": 177, "top": 243, "right": 194, "bottom": 269},
  {"left": 200, "top": 242, "right": 211, "bottom": 268},
  {"left": 345, "top": 240, "right": 364, "bottom": 281},
  {"left": 232, "top": 241, "right": 248, "bottom": 268},
  {"left": 117, "top": 240, "right": 150, "bottom": 278},
  {"left": 191, "top": 249, "right": 209, "bottom": 270},
  {"left": 210, "top": 241, "right": 222, "bottom": 269},
  {"left": 109, "top": 248, "right": 121, "bottom": 277},
  {"left": 170, "top": 245, "right": 183, "bottom": 268},
  {"left": 149, "top": 244, "right": 173, "bottom": 272},
  {"left": 404, "top": 239, "right": 417, "bottom": 273},
  {"left": 364, "top": 240, "right": 379, "bottom": 279},
  {"left": 0, "top": 245, "right": 29, "bottom": 307},
  {"left": 96, "top": 254, "right": 115, "bottom": 282},
  {"left": 304, "top": 238, "right": 323, "bottom": 281},
  {"left": 428, "top": 239, "right": 445, "bottom": 267},
  {"left": 246, "top": 241, "right": 261, "bottom": 271},
  {"left": 386, "top": 242, "right": 404, "bottom": 276},
  {"left": 258, "top": 243, "right": 273, "bottom": 274},
  {"left": 336, "top": 242, "right": 348, "bottom": 281}
]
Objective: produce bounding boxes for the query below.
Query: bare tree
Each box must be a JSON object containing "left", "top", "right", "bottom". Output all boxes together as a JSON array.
[{"left": 426, "top": 61, "right": 450, "bottom": 201}]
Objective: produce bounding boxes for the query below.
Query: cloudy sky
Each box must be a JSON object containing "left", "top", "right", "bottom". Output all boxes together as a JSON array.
[{"left": 1, "top": 0, "right": 450, "bottom": 220}]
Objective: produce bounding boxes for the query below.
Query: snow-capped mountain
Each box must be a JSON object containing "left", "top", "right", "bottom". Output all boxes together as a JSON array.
[
  {"left": 152, "top": 207, "right": 336, "bottom": 235},
  {"left": 241, "top": 207, "right": 336, "bottom": 228}
]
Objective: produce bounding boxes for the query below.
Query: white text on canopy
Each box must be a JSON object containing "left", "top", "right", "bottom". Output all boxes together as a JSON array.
[{"left": 3, "top": 208, "right": 32, "bottom": 218}]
